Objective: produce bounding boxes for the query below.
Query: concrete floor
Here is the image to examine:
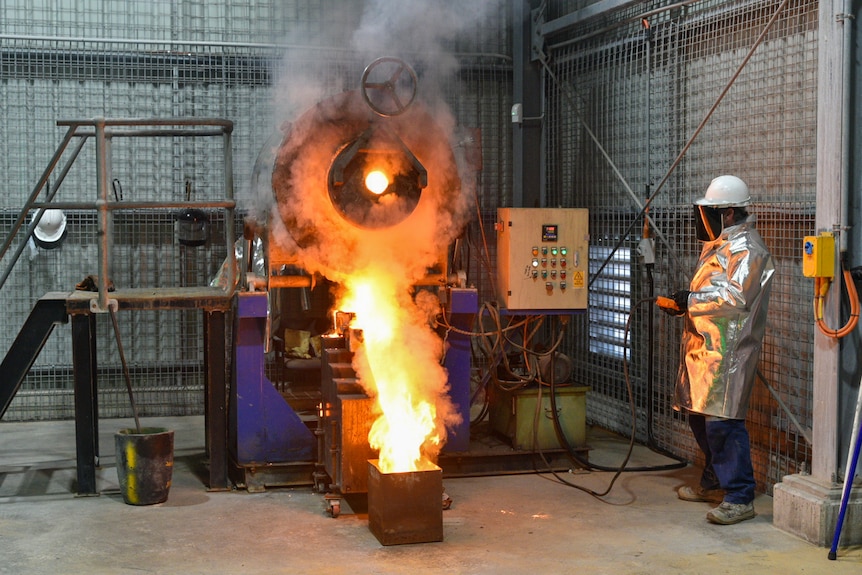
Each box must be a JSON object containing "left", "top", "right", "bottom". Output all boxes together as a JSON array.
[{"left": 0, "top": 416, "right": 859, "bottom": 575}]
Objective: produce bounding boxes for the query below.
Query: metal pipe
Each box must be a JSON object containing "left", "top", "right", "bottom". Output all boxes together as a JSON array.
[
  {"left": 30, "top": 200, "right": 236, "bottom": 211},
  {"left": 834, "top": 0, "right": 853, "bottom": 385},
  {"left": 0, "top": 33, "right": 512, "bottom": 63},
  {"left": 223, "top": 126, "right": 237, "bottom": 297},
  {"left": 0, "top": 135, "right": 88, "bottom": 292},
  {"left": 71, "top": 129, "right": 228, "bottom": 138},
  {"left": 58, "top": 117, "right": 233, "bottom": 128},
  {"left": 95, "top": 118, "right": 110, "bottom": 312},
  {"left": 839, "top": 3, "right": 852, "bottom": 254}
]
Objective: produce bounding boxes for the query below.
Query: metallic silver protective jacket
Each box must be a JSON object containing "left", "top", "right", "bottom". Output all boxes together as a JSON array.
[{"left": 674, "top": 216, "right": 775, "bottom": 419}]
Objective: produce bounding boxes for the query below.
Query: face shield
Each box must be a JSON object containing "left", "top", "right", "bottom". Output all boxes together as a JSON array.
[{"left": 694, "top": 205, "right": 726, "bottom": 242}]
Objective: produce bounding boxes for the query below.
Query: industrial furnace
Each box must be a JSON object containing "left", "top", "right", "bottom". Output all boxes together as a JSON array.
[
  {"left": 227, "top": 60, "right": 589, "bottom": 540},
  {"left": 228, "top": 59, "right": 477, "bottom": 523}
]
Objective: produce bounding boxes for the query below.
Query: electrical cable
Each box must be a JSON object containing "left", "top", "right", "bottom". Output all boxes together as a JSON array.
[
  {"left": 519, "top": 305, "right": 686, "bottom": 501},
  {"left": 548, "top": 299, "right": 686, "bottom": 471},
  {"left": 643, "top": 263, "right": 692, "bottom": 462},
  {"left": 813, "top": 255, "right": 859, "bottom": 339},
  {"left": 438, "top": 285, "right": 687, "bottom": 499}
]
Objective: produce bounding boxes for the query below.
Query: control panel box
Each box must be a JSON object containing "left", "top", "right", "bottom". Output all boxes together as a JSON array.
[{"left": 496, "top": 208, "right": 589, "bottom": 310}]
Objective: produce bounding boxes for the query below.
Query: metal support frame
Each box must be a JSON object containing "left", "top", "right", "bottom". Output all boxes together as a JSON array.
[
  {"left": 67, "top": 290, "right": 231, "bottom": 495},
  {"left": 0, "top": 294, "right": 69, "bottom": 419},
  {"left": 204, "top": 309, "right": 229, "bottom": 491},
  {"left": 231, "top": 292, "right": 316, "bottom": 465},
  {"left": 71, "top": 312, "right": 99, "bottom": 496},
  {"left": 441, "top": 288, "right": 478, "bottom": 452},
  {"left": 0, "top": 118, "right": 238, "bottom": 300},
  {"left": 0, "top": 118, "right": 238, "bottom": 495}
]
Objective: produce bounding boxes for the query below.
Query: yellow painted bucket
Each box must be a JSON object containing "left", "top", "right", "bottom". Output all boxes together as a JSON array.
[{"left": 115, "top": 427, "right": 174, "bottom": 505}]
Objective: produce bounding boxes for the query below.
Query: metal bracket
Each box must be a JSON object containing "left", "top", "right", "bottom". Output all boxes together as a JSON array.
[
  {"left": 531, "top": 8, "right": 547, "bottom": 63},
  {"left": 637, "top": 237, "right": 656, "bottom": 265},
  {"left": 89, "top": 298, "right": 118, "bottom": 314}
]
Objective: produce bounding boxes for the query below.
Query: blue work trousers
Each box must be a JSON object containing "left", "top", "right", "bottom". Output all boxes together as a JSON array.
[{"left": 688, "top": 413, "right": 756, "bottom": 505}]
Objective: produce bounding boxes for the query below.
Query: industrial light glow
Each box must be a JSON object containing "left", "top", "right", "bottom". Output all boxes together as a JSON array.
[{"left": 365, "top": 170, "right": 389, "bottom": 195}]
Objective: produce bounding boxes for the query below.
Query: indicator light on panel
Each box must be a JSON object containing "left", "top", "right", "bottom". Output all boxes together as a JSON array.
[
  {"left": 532, "top": 246, "right": 539, "bottom": 256},
  {"left": 551, "top": 247, "right": 558, "bottom": 256},
  {"left": 560, "top": 246, "right": 568, "bottom": 255}
]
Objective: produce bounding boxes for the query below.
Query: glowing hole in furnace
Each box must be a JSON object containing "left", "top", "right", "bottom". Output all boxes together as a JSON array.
[{"left": 365, "top": 170, "right": 389, "bottom": 195}]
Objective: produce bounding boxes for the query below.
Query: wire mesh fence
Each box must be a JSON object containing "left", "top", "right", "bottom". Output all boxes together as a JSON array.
[
  {"left": 0, "top": 2, "right": 512, "bottom": 422},
  {"left": 0, "top": 0, "right": 820, "bottom": 497},
  {"left": 545, "top": 0, "right": 817, "bottom": 494}
]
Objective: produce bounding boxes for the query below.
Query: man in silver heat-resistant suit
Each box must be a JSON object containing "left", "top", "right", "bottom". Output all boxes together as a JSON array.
[{"left": 661, "top": 175, "right": 775, "bottom": 525}]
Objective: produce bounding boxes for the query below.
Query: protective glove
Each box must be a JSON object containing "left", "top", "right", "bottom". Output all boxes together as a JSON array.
[
  {"left": 656, "top": 294, "right": 683, "bottom": 316},
  {"left": 670, "top": 290, "right": 691, "bottom": 314}
]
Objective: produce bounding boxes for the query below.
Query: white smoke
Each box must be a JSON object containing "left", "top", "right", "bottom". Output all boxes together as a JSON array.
[{"left": 259, "top": 0, "right": 502, "bottom": 467}]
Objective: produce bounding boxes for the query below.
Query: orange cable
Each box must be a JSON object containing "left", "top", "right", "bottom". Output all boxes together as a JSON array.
[{"left": 814, "top": 267, "right": 860, "bottom": 339}]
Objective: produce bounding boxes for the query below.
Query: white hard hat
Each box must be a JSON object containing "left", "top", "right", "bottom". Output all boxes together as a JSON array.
[
  {"left": 695, "top": 175, "right": 751, "bottom": 207},
  {"left": 33, "top": 209, "right": 67, "bottom": 248}
]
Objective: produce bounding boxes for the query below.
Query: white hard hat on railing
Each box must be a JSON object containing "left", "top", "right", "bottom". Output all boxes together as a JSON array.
[{"left": 33, "top": 209, "right": 68, "bottom": 249}]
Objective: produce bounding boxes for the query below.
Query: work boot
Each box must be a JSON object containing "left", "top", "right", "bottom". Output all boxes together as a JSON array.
[
  {"left": 677, "top": 485, "right": 725, "bottom": 504},
  {"left": 706, "top": 501, "right": 756, "bottom": 525}
]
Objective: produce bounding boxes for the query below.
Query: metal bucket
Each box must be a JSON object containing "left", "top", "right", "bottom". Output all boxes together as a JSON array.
[
  {"left": 175, "top": 208, "right": 209, "bottom": 247},
  {"left": 115, "top": 427, "right": 174, "bottom": 505}
]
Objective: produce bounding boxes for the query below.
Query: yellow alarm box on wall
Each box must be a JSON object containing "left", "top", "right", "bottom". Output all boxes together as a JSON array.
[{"left": 802, "top": 232, "right": 835, "bottom": 278}]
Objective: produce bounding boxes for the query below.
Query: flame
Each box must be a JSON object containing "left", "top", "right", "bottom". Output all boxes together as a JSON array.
[
  {"left": 365, "top": 170, "right": 389, "bottom": 195},
  {"left": 268, "top": 91, "right": 471, "bottom": 477},
  {"left": 340, "top": 270, "right": 446, "bottom": 473}
]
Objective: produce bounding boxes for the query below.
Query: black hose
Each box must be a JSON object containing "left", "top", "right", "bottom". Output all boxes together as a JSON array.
[
  {"left": 536, "top": 299, "right": 686, "bottom": 498},
  {"left": 644, "top": 268, "right": 690, "bottom": 463}
]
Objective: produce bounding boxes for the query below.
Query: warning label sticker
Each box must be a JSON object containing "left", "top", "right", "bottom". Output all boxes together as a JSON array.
[{"left": 572, "top": 271, "right": 585, "bottom": 288}]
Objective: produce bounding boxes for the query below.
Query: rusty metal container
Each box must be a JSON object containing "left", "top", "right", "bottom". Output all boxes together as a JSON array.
[
  {"left": 367, "top": 459, "right": 443, "bottom": 546},
  {"left": 320, "top": 346, "right": 376, "bottom": 495}
]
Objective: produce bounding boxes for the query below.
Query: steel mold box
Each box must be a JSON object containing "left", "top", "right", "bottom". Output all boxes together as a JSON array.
[{"left": 367, "top": 459, "right": 443, "bottom": 546}]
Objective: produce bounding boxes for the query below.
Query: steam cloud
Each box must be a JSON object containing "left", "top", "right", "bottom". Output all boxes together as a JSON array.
[{"left": 258, "top": 0, "right": 502, "bottom": 466}]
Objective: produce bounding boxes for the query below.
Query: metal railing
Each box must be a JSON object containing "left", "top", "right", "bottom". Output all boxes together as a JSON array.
[{"left": 0, "top": 117, "right": 237, "bottom": 311}]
